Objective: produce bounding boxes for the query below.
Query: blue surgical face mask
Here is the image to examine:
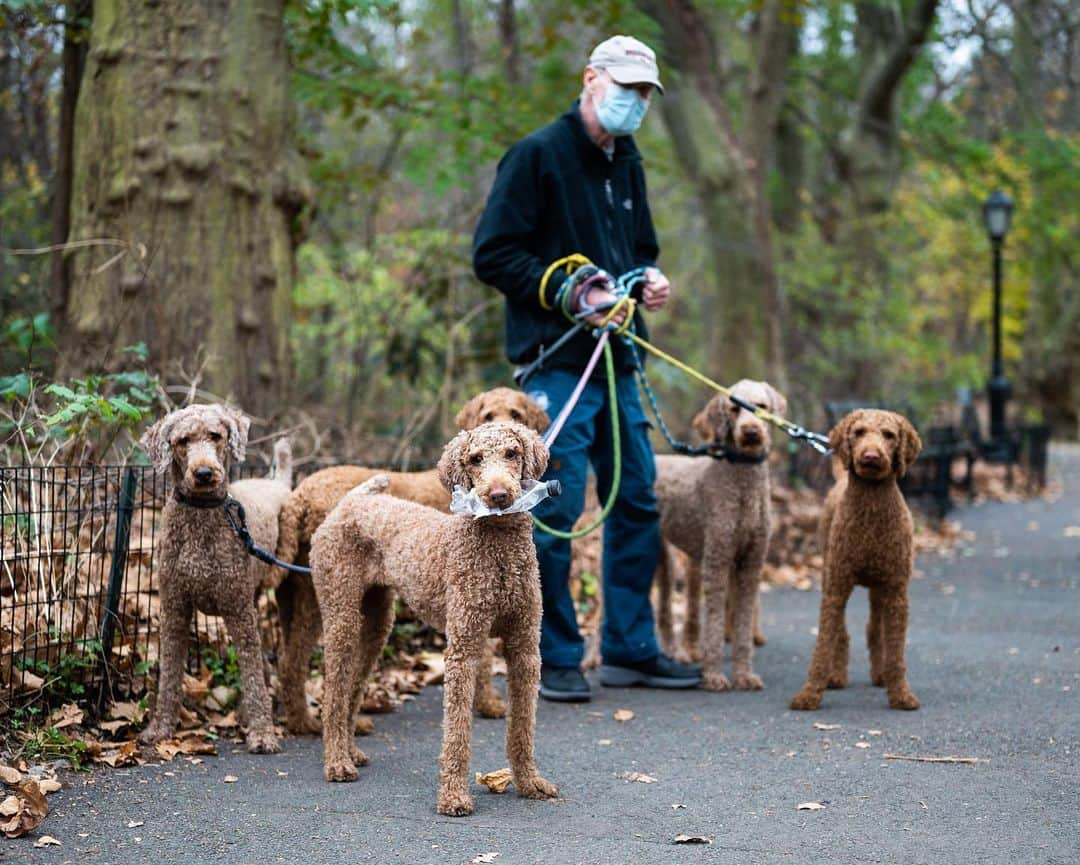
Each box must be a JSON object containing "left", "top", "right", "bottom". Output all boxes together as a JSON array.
[{"left": 594, "top": 82, "right": 649, "bottom": 137}]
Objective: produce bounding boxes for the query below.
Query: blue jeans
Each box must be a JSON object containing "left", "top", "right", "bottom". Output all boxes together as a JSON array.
[{"left": 526, "top": 367, "right": 661, "bottom": 669}]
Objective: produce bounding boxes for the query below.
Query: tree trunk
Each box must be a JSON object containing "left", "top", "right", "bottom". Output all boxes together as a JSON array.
[{"left": 61, "top": 0, "right": 312, "bottom": 419}]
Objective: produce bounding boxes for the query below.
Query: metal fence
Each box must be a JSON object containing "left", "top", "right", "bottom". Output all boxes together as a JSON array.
[{"left": 0, "top": 464, "right": 234, "bottom": 715}]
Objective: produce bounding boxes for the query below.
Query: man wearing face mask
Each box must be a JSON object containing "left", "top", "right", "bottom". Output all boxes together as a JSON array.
[{"left": 473, "top": 36, "right": 701, "bottom": 702}]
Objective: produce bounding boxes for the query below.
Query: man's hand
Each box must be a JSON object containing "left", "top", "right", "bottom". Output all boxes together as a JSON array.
[
  {"left": 641, "top": 267, "right": 670, "bottom": 312},
  {"left": 583, "top": 287, "right": 629, "bottom": 328}
]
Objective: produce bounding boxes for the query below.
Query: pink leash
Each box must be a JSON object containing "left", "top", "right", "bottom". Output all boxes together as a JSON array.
[{"left": 542, "top": 330, "right": 610, "bottom": 448}]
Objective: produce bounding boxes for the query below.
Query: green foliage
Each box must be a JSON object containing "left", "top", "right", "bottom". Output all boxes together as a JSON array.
[
  {"left": 15, "top": 637, "right": 104, "bottom": 706},
  {"left": 201, "top": 645, "right": 243, "bottom": 695}
]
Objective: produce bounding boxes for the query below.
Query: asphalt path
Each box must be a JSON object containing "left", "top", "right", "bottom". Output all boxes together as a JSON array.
[{"left": 11, "top": 449, "right": 1078, "bottom": 865}]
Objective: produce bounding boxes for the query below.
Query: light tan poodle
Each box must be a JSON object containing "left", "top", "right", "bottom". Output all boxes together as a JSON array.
[
  {"left": 137, "top": 404, "right": 292, "bottom": 753},
  {"left": 309, "top": 422, "right": 558, "bottom": 816},
  {"left": 791, "top": 409, "right": 922, "bottom": 711},
  {"left": 274, "top": 387, "right": 549, "bottom": 734},
  {"left": 653, "top": 380, "right": 787, "bottom": 692}
]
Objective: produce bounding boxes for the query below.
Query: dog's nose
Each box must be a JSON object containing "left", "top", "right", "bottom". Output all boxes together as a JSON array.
[
  {"left": 861, "top": 450, "right": 882, "bottom": 465},
  {"left": 489, "top": 487, "right": 511, "bottom": 508},
  {"left": 742, "top": 427, "right": 762, "bottom": 444},
  {"left": 194, "top": 467, "right": 214, "bottom": 484}
]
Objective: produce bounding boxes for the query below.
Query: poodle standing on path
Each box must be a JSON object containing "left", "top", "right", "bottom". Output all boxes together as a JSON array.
[
  {"left": 138, "top": 404, "right": 293, "bottom": 752},
  {"left": 274, "top": 387, "right": 549, "bottom": 735},
  {"left": 309, "top": 422, "right": 558, "bottom": 816},
  {"left": 790, "top": 409, "right": 922, "bottom": 711},
  {"left": 653, "top": 380, "right": 787, "bottom": 692}
]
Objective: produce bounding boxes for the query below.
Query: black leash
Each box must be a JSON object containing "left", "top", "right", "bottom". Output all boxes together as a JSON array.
[{"left": 215, "top": 495, "right": 313, "bottom": 575}]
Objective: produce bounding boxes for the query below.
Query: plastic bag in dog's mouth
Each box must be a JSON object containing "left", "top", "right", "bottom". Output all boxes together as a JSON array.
[{"left": 449, "top": 478, "right": 561, "bottom": 518}]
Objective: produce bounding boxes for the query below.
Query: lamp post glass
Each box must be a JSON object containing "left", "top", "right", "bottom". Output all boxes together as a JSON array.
[{"left": 983, "top": 190, "right": 1013, "bottom": 242}]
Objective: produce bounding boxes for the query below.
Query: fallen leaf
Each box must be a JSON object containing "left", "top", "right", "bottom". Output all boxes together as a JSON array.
[
  {"left": 223, "top": 775, "right": 238, "bottom": 783},
  {"left": 671, "top": 803, "right": 686, "bottom": 809},
  {"left": 108, "top": 701, "right": 145, "bottom": 723},
  {"left": 597, "top": 739, "right": 612, "bottom": 746},
  {"left": 867, "top": 730, "right": 883, "bottom": 736},
  {"left": 813, "top": 723, "right": 841, "bottom": 731},
  {"left": 475, "top": 768, "right": 513, "bottom": 794},
  {"left": 127, "top": 820, "right": 144, "bottom": 828},
  {"left": 37, "top": 780, "right": 62, "bottom": 794},
  {"left": 855, "top": 742, "right": 871, "bottom": 749},
  {"left": 614, "top": 709, "right": 635, "bottom": 722},
  {"left": 49, "top": 703, "right": 84, "bottom": 730},
  {"left": 0, "top": 766, "right": 21, "bottom": 785},
  {"left": 0, "top": 796, "right": 20, "bottom": 816},
  {"left": 0, "top": 780, "right": 49, "bottom": 838},
  {"left": 33, "top": 835, "right": 61, "bottom": 847},
  {"left": 417, "top": 652, "right": 446, "bottom": 686},
  {"left": 155, "top": 737, "right": 217, "bottom": 761},
  {"left": 673, "top": 834, "right": 712, "bottom": 844},
  {"left": 797, "top": 802, "right": 825, "bottom": 811},
  {"left": 615, "top": 771, "right": 657, "bottom": 783},
  {"left": 94, "top": 741, "right": 139, "bottom": 768},
  {"left": 98, "top": 720, "right": 129, "bottom": 735},
  {"left": 472, "top": 853, "right": 499, "bottom": 864}
]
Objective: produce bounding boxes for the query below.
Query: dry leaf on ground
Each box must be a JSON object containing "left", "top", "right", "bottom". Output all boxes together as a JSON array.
[
  {"left": 127, "top": 820, "right": 144, "bottom": 828},
  {"left": 797, "top": 802, "right": 825, "bottom": 811},
  {"left": 223, "top": 775, "right": 238, "bottom": 783},
  {"left": 155, "top": 737, "right": 217, "bottom": 761},
  {"left": 0, "top": 766, "right": 22, "bottom": 785},
  {"left": 673, "top": 834, "right": 712, "bottom": 844},
  {"left": 883, "top": 754, "right": 983, "bottom": 764},
  {"left": 615, "top": 771, "right": 657, "bottom": 783},
  {"left": 417, "top": 652, "right": 446, "bottom": 686},
  {"left": 108, "top": 701, "right": 145, "bottom": 724},
  {"left": 49, "top": 703, "right": 84, "bottom": 730},
  {"left": 94, "top": 741, "right": 140, "bottom": 768},
  {"left": 33, "top": 835, "right": 61, "bottom": 847},
  {"left": 475, "top": 768, "right": 513, "bottom": 794},
  {"left": 614, "top": 709, "right": 635, "bottom": 722},
  {"left": 855, "top": 742, "right": 871, "bottom": 749},
  {"left": 813, "top": 723, "right": 841, "bottom": 731},
  {"left": 0, "top": 780, "right": 49, "bottom": 838},
  {"left": 672, "top": 803, "right": 686, "bottom": 809},
  {"left": 37, "top": 780, "right": 61, "bottom": 794},
  {"left": 472, "top": 853, "right": 499, "bottom": 864},
  {"left": 867, "top": 729, "right": 883, "bottom": 736}
]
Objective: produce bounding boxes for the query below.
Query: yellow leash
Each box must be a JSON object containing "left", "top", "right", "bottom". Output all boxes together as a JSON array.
[{"left": 538, "top": 254, "right": 593, "bottom": 310}]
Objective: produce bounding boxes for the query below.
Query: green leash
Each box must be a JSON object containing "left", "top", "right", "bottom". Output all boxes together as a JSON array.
[{"left": 531, "top": 340, "right": 621, "bottom": 540}]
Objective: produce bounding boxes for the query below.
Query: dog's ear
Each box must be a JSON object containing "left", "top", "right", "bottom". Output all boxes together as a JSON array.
[
  {"left": 893, "top": 414, "right": 922, "bottom": 478},
  {"left": 521, "top": 394, "right": 551, "bottom": 434},
  {"left": 218, "top": 405, "right": 250, "bottom": 464},
  {"left": 437, "top": 429, "right": 473, "bottom": 492},
  {"left": 454, "top": 393, "right": 484, "bottom": 431},
  {"left": 139, "top": 413, "right": 176, "bottom": 475},
  {"left": 763, "top": 383, "right": 788, "bottom": 418},
  {"left": 693, "top": 395, "right": 730, "bottom": 443},
  {"left": 828, "top": 411, "right": 859, "bottom": 471},
  {"left": 512, "top": 424, "right": 549, "bottom": 480}
]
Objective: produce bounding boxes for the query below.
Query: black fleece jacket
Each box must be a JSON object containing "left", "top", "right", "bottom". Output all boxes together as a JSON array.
[{"left": 472, "top": 101, "right": 659, "bottom": 374}]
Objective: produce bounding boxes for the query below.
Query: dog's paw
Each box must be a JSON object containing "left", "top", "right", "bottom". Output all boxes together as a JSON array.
[
  {"left": 753, "top": 630, "right": 767, "bottom": 647},
  {"left": 349, "top": 745, "right": 370, "bottom": 766},
  {"left": 731, "top": 671, "right": 764, "bottom": 691},
  {"left": 246, "top": 729, "right": 281, "bottom": 754},
  {"left": 353, "top": 714, "right": 375, "bottom": 736},
  {"left": 789, "top": 688, "right": 822, "bottom": 711},
  {"left": 437, "top": 789, "right": 474, "bottom": 817},
  {"left": 888, "top": 688, "right": 920, "bottom": 711},
  {"left": 701, "top": 671, "right": 731, "bottom": 692},
  {"left": 826, "top": 672, "right": 848, "bottom": 690},
  {"left": 516, "top": 774, "right": 558, "bottom": 800},
  {"left": 137, "top": 723, "right": 173, "bottom": 746},
  {"left": 676, "top": 645, "right": 704, "bottom": 666},
  {"left": 285, "top": 712, "right": 322, "bottom": 736},
  {"left": 870, "top": 672, "right": 885, "bottom": 687},
  {"left": 475, "top": 695, "right": 507, "bottom": 719},
  {"left": 324, "top": 758, "right": 359, "bottom": 782}
]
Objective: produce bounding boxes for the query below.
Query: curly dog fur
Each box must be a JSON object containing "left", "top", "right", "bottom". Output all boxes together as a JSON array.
[
  {"left": 790, "top": 409, "right": 922, "bottom": 711},
  {"left": 274, "top": 388, "right": 548, "bottom": 734},
  {"left": 137, "top": 404, "right": 292, "bottom": 753},
  {"left": 309, "top": 422, "right": 558, "bottom": 816},
  {"left": 653, "top": 380, "right": 787, "bottom": 692}
]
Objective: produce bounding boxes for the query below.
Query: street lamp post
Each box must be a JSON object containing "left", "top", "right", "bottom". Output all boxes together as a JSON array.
[{"left": 982, "top": 190, "right": 1013, "bottom": 445}]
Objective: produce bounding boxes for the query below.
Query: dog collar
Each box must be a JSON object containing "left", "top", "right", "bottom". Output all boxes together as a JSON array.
[{"left": 172, "top": 488, "right": 229, "bottom": 509}]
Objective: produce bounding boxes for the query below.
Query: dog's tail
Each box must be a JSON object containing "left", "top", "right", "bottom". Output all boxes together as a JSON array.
[
  {"left": 270, "top": 437, "right": 293, "bottom": 488},
  {"left": 355, "top": 474, "right": 390, "bottom": 495}
]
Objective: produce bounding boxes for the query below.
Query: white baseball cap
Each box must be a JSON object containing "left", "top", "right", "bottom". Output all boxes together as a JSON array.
[{"left": 588, "top": 35, "right": 664, "bottom": 95}]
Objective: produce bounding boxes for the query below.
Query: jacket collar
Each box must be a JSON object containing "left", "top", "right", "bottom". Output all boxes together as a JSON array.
[{"left": 563, "top": 100, "right": 640, "bottom": 166}]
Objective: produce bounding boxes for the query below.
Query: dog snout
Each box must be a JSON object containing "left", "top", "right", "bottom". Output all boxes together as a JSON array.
[
  {"left": 741, "top": 427, "right": 763, "bottom": 445},
  {"left": 859, "top": 448, "right": 883, "bottom": 466},
  {"left": 488, "top": 486, "right": 511, "bottom": 508},
  {"left": 193, "top": 466, "right": 215, "bottom": 485}
]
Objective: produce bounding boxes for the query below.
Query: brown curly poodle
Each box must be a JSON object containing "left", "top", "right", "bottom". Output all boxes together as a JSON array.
[
  {"left": 790, "top": 408, "right": 922, "bottom": 711},
  {"left": 653, "top": 380, "right": 787, "bottom": 692},
  {"left": 309, "top": 422, "right": 559, "bottom": 816},
  {"left": 273, "top": 387, "right": 548, "bottom": 735},
  {"left": 137, "top": 404, "right": 292, "bottom": 753}
]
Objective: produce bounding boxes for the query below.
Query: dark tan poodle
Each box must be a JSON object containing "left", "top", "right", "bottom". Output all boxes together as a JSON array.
[
  {"left": 653, "top": 380, "right": 787, "bottom": 692},
  {"left": 308, "top": 422, "right": 558, "bottom": 816},
  {"left": 274, "top": 387, "right": 549, "bottom": 734},
  {"left": 137, "top": 404, "right": 292, "bottom": 752},
  {"left": 790, "top": 408, "right": 922, "bottom": 711}
]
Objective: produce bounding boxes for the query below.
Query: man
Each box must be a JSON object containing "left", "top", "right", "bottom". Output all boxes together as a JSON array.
[{"left": 473, "top": 35, "right": 701, "bottom": 701}]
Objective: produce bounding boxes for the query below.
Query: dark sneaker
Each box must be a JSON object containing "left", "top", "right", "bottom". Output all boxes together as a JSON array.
[
  {"left": 599, "top": 653, "right": 702, "bottom": 688},
  {"left": 539, "top": 665, "right": 592, "bottom": 702}
]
